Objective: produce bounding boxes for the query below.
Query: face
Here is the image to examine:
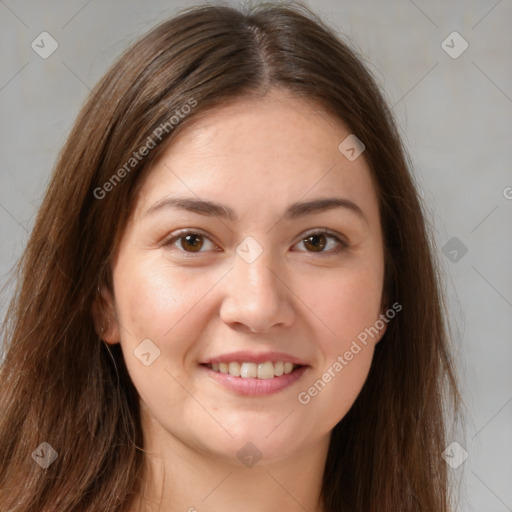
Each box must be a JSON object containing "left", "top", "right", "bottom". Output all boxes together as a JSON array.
[{"left": 98, "top": 88, "right": 387, "bottom": 465}]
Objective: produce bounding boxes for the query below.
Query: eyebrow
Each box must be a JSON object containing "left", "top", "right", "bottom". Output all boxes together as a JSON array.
[{"left": 143, "top": 196, "right": 367, "bottom": 223}]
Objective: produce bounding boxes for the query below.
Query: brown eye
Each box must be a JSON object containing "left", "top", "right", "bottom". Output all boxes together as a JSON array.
[
  {"left": 303, "top": 234, "right": 327, "bottom": 252},
  {"left": 179, "top": 233, "right": 204, "bottom": 252},
  {"left": 164, "top": 231, "right": 217, "bottom": 254},
  {"left": 294, "top": 230, "right": 348, "bottom": 255}
]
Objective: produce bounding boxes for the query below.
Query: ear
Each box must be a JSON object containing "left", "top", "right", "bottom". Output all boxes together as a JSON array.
[
  {"left": 374, "top": 302, "right": 389, "bottom": 345},
  {"left": 375, "top": 315, "right": 388, "bottom": 344},
  {"left": 375, "top": 289, "right": 390, "bottom": 344},
  {"left": 91, "top": 285, "right": 121, "bottom": 345}
]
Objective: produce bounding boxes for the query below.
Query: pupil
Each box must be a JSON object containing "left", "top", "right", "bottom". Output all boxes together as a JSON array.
[
  {"left": 183, "top": 234, "right": 203, "bottom": 252},
  {"left": 305, "top": 234, "right": 326, "bottom": 252}
]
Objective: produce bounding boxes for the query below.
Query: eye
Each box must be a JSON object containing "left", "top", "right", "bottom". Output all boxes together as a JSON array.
[
  {"left": 163, "top": 230, "right": 219, "bottom": 254},
  {"left": 163, "top": 229, "right": 349, "bottom": 256},
  {"left": 293, "top": 229, "right": 349, "bottom": 255}
]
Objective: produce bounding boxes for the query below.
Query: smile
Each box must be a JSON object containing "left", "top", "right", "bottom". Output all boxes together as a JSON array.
[
  {"left": 200, "top": 362, "right": 308, "bottom": 396},
  {"left": 207, "top": 361, "right": 298, "bottom": 379}
]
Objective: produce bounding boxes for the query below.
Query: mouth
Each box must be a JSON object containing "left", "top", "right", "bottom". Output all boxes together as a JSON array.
[{"left": 199, "top": 360, "right": 309, "bottom": 396}]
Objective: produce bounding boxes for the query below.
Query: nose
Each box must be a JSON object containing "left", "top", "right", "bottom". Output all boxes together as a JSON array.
[{"left": 219, "top": 248, "right": 295, "bottom": 333}]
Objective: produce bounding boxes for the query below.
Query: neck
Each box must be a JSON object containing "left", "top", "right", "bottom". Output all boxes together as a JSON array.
[{"left": 131, "top": 407, "right": 330, "bottom": 512}]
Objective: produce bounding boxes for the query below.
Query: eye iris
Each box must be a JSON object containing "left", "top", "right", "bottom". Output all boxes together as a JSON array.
[
  {"left": 304, "top": 234, "right": 327, "bottom": 252},
  {"left": 181, "top": 234, "right": 203, "bottom": 252}
]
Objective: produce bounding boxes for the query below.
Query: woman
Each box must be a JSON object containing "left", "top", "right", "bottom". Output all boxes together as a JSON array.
[{"left": 0, "top": 2, "right": 462, "bottom": 511}]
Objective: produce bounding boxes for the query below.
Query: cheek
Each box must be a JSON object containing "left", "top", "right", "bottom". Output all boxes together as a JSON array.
[
  {"left": 293, "top": 260, "right": 383, "bottom": 423},
  {"left": 111, "top": 257, "right": 208, "bottom": 411},
  {"left": 113, "top": 255, "right": 200, "bottom": 336},
  {"left": 303, "top": 261, "right": 384, "bottom": 345},
  {"left": 111, "top": 255, "right": 221, "bottom": 370}
]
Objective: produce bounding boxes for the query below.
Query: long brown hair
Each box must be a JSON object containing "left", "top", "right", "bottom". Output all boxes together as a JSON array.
[{"left": 0, "top": 2, "right": 463, "bottom": 510}]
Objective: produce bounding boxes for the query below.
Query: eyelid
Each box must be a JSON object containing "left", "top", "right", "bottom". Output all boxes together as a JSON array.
[
  {"left": 292, "top": 228, "right": 349, "bottom": 255},
  {"left": 296, "top": 228, "right": 349, "bottom": 246},
  {"left": 162, "top": 228, "right": 221, "bottom": 252}
]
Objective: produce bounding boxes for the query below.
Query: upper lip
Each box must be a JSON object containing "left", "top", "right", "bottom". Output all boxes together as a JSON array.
[{"left": 201, "top": 351, "right": 309, "bottom": 366}]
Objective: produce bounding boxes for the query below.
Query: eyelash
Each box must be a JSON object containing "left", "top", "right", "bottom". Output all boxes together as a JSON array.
[{"left": 162, "top": 229, "right": 349, "bottom": 257}]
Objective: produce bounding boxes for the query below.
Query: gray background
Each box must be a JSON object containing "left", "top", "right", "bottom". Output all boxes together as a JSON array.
[{"left": 1, "top": 0, "right": 511, "bottom": 510}]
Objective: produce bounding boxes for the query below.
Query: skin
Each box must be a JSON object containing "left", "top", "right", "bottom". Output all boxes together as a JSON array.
[{"left": 96, "top": 87, "right": 387, "bottom": 512}]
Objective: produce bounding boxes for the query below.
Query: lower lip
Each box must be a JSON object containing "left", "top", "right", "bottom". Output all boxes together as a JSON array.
[{"left": 199, "top": 364, "right": 309, "bottom": 396}]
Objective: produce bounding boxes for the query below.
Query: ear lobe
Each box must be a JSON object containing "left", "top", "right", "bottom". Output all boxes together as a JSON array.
[
  {"left": 375, "top": 308, "right": 389, "bottom": 345},
  {"left": 91, "top": 286, "right": 120, "bottom": 345},
  {"left": 375, "top": 321, "right": 387, "bottom": 344}
]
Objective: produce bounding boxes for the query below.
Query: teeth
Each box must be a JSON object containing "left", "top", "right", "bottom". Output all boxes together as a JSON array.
[
  {"left": 228, "top": 361, "right": 241, "bottom": 377},
  {"left": 274, "top": 361, "right": 284, "bottom": 376},
  {"left": 208, "top": 360, "right": 299, "bottom": 378},
  {"left": 257, "top": 361, "right": 274, "bottom": 379},
  {"left": 240, "top": 362, "right": 257, "bottom": 378}
]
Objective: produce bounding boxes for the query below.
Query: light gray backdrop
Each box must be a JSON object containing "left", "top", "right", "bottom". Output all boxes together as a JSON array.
[{"left": 1, "top": 0, "right": 511, "bottom": 510}]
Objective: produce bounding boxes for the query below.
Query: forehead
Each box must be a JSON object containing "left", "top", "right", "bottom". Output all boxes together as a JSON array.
[{"left": 132, "top": 89, "right": 380, "bottom": 227}]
